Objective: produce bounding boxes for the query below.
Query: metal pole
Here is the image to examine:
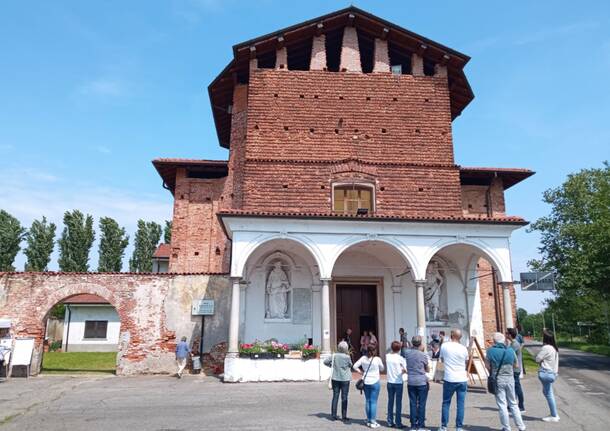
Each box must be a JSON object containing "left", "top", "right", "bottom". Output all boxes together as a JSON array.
[
  {"left": 542, "top": 313, "right": 546, "bottom": 331},
  {"left": 200, "top": 315, "right": 205, "bottom": 357},
  {"left": 552, "top": 313, "right": 557, "bottom": 337}
]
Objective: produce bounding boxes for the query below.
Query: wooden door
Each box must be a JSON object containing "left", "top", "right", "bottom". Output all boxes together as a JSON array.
[{"left": 335, "top": 284, "right": 377, "bottom": 359}]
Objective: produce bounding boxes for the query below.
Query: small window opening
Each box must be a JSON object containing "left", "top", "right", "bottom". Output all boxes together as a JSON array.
[
  {"left": 256, "top": 50, "right": 276, "bottom": 69},
  {"left": 423, "top": 59, "right": 436, "bottom": 76},
  {"left": 366, "top": 96, "right": 371, "bottom": 101},
  {"left": 392, "top": 97, "right": 398, "bottom": 101},
  {"left": 194, "top": 251, "right": 199, "bottom": 256},
  {"left": 333, "top": 184, "right": 374, "bottom": 215},
  {"left": 325, "top": 27, "right": 343, "bottom": 72},
  {"left": 84, "top": 321, "right": 108, "bottom": 339},
  {"left": 381, "top": 128, "right": 387, "bottom": 134},
  {"left": 299, "top": 94, "right": 304, "bottom": 98},
  {"left": 388, "top": 41, "right": 412, "bottom": 75},
  {"left": 284, "top": 126, "right": 289, "bottom": 131},
  {"left": 309, "top": 128, "right": 315, "bottom": 133},
  {"left": 215, "top": 247, "right": 221, "bottom": 255},
  {"left": 274, "top": 93, "right": 279, "bottom": 98},
  {"left": 380, "top": 186, "right": 385, "bottom": 191},
  {"left": 356, "top": 28, "right": 374, "bottom": 73},
  {"left": 282, "top": 184, "right": 288, "bottom": 188},
  {"left": 287, "top": 38, "right": 313, "bottom": 71}
]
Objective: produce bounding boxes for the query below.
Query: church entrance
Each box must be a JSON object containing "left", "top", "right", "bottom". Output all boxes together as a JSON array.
[{"left": 335, "top": 283, "right": 378, "bottom": 360}]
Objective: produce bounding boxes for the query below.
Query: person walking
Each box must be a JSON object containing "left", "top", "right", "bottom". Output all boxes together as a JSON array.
[
  {"left": 386, "top": 341, "right": 407, "bottom": 428},
  {"left": 368, "top": 330, "right": 378, "bottom": 349},
  {"left": 438, "top": 329, "right": 469, "bottom": 431},
  {"left": 360, "top": 330, "right": 370, "bottom": 357},
  {"left": 399, "top": 328, "right": 410, "bottom": 356},
  {"left": 175, "top": 336, "right": 191, "bottom": 378},
  {"left": 536, "top": 329, "right": 560, "bottom": 423},
  {"left": 353, "top": 345, "right": 384, "bottom": 428},
  {"left": 486, "top": 332, "right": 526, "bottom": 431},
  {"left": 506, "top": 328, "right": 525, "bottom": 412},
  {"left": 404, "top": 335, "right": 430, "bottom": 431},
  {"left": 342, "top": 328, "right": 354, "bottom": 354},
  {"left": 323, "top": 341, "right": 353, "bottom": 422}
]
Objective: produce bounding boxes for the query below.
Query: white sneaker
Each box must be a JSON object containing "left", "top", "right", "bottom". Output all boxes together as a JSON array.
[
  {"left": 370, "top": 423, "right": 381, "bottom": 429},
  {"left": 437, "top": 428, "right": 448, "bottom": 431},
  {"left": 542, "top": 416, "right": 560, "bottom": 422}
]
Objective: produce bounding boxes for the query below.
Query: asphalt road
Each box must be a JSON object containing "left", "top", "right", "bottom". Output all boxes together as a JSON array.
[{"left": 526, "top": 341, "right": 610, "bottom": 409}]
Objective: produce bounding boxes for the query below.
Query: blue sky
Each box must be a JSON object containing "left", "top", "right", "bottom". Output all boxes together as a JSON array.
[{"left": 1, "top": 1, "right": 609, "bottom": 312}]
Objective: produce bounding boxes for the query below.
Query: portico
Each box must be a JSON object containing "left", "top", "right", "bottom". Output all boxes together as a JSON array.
[{"left": 221, "top": 213, "right": 522, "bottom": 382}]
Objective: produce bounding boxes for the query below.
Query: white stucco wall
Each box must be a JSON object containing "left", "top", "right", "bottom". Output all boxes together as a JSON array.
[{"left": 62, "top": 305, "right": 120, "bottom": 352}]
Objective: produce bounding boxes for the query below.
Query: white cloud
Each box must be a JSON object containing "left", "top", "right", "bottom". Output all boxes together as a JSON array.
[
  {"left": 95, "top": 145, "right": 112, "bottom": 154},
  {"left": 78, "top": 78, "right": 127, "bottom": 98}
]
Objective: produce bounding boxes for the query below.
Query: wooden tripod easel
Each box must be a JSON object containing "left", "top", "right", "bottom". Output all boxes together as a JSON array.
[{"left": 467, "top": 337, "right": 488, "bottom": 386}]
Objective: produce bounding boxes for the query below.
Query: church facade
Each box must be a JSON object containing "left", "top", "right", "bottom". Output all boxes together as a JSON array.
[{"left": 154, "top": 7, "right": 533, "bottom": 382}]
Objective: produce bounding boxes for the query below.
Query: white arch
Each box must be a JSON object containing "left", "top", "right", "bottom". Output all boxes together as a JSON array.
[
  {"left": 231, "top": 233, "right": 325, "bottom": 278},
  {"left": 327, "top": 236, "right": 418, "bottom": 279},
  {"left": 419, "top": 237, "right": 512, "bottom": 282}
]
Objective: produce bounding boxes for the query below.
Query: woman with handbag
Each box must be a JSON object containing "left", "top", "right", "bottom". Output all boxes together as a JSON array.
[
  {"left": 536, "top": 329, "right": 560, "bottom": 423},
  {"left": 353, "top": 345, "right": 384, "bottom": 428},
  {"left": 323, "top": 341, "right": 353, "bottom": 422}
]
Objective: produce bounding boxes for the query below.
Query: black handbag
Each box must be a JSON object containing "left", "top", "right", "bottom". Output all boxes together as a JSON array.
[
  {"left": 355, "top": 357, "right": 374, "bottom": 393},
  {"left": 487, "top": 348, "right": 507, "bottom": 395}
]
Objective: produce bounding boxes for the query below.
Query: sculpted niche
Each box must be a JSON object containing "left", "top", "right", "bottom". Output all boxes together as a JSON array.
[
  {"left": 424, "top": 260, "right": 448, "bottom": 322},
  {"left": 265, "top": 261, "right": 292, "bottom": 320}
]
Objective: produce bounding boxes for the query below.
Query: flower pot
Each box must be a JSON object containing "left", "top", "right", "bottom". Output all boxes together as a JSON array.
[{"left": 238, "top": 353, "right": 250, "bottom": 358}]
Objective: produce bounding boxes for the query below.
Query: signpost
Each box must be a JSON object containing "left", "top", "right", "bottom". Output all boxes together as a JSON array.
[
  {"left": 192, "top": 300, "right": 215, "bottom": 360},
  {"left": 519, "top": 272, "right": 555, "bottom": 291}
]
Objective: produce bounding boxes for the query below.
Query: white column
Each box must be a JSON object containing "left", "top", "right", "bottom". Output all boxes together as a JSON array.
[
  {"left": 415, "top": 280, "right": 426, "bottom": 337},
  {"left": 500, "top": 282, "right": 514, "bottom": 330},
  {"left": 321, "top": 278, "right": 331, "bottom": 354},
  {"left": 239, "top": 282, "right": 248, "bottom": 342},
  {"left": 312, "top": 283, "right": 322, "bottom": 346},
  {"left": 391, "top": 285, "right": 402, "bottom": 339},
  {"left": 227, "top": 277, "right": 241, "bottom": 355}
]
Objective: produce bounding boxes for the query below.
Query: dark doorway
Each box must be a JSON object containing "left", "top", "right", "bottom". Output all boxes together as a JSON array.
[{"left": 336, "top": 284, "right": 378, "bottom": 360}]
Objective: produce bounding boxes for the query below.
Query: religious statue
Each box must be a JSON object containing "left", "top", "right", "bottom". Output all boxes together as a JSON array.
[
  {"left": 265, "top": 261, "right": 291, "bottom": 319},
  {"left": 424, "top": 261, "right": 446, "bottom": 321}
]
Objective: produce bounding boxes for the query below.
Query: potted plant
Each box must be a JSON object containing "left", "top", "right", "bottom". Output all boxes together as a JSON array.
[
  {"left": 239, "top": 342, "right": 263, "bottom": 358},
  {"left": 301, "top": 344, "right": 320, "bottom": 360},
  {"left": 266, "top": 341, "right": 289, "bottom": 358}
]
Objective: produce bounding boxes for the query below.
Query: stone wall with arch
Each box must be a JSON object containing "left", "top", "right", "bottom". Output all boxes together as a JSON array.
[{"left": 0, "top": 272, "right": 230, "bottom": 375}]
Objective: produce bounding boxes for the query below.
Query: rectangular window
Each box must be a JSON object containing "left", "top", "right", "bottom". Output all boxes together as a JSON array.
[
  {"left": 84, "top": 320, "right": 108, "bottom": 339},
  {"left": 333, "top": 184, "right": 374, "bottom": 214}
]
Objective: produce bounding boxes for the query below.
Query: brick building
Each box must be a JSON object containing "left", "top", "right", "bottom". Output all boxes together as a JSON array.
[{"left": 153, "top": 7, "right": 532, "bottom": 381}]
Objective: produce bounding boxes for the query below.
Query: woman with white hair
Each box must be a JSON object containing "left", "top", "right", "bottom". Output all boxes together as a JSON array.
[
  {"left": 323, "top": 340, "right": 353, "bottom": 422},
  {"left": 486, "top": 332, "right": 526, "bottom": 431}
]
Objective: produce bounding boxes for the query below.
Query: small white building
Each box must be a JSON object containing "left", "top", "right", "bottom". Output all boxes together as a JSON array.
[
  {"left": 61, "top": 294, "right": 120, "bottom": 352},
  {"left": 152, "top": 244, "right": 170, "bottom": 273}
]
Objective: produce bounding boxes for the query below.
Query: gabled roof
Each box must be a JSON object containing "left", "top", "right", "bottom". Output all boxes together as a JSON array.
[
  {"left": 153, "top": 243, "right": 171, "bottom": 259},
  {"left": 459, "top": 167, "right": 535, "bottom": 189},
  {"left": 152, "top": 158, "right": 228, "bottom": 194},
  {"left": 208, "top": 6, "right": 475, "bottom": 148}
]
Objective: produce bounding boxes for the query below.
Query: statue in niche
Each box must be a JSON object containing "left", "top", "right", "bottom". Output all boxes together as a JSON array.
[
  {"left": 265, "top": 261, "right": 291, "bottom": 319},
  {"left": 424, "top": 260, "right": 447, "bottom": 321}
]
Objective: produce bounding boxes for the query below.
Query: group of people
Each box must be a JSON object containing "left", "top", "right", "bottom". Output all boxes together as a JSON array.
[{"left": 325, "top": 327, "right": 561, "bottom": 430}]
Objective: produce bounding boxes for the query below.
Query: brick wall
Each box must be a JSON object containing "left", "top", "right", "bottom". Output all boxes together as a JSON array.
[
  {"left": 241, "top": 160, "right": 463, "bottom": 216},
  {"left": 245, "top": 69, "right": 454, "bottom": 165},
  {"left": 0, "top": 273, "right": 230, "bottom": 375},
  {"left": 461, "top": 178, "right": 506, "bottom": 217}
]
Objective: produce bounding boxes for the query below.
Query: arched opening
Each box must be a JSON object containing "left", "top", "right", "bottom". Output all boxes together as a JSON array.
[
  {"left": 41, "top": 293, "right": 121, "bottom": 375},
  {"left": 330, "top": 240, "right": 414, "bottom": 360},
  {"left": 422, "top": 242, "right": 511, "bottom": 348},
  {"left": 240, "top": 238, "right": 321, "bottom": 347}
]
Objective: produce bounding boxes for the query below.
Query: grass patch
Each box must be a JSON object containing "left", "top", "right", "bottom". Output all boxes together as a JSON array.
[
  {"left": 521, "top": 349, "right": 538, "bottom": 374},
  {"left": 557, "top": 341, "right": 610, "bottom": 357},
  {"left": 42, "top": 352, "right": 117, "bottom": 374}
]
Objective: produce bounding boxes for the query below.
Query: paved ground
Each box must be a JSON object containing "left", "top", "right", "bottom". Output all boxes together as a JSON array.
[{"left": 1, "top": 345, "right": 609, "bottom": 430}]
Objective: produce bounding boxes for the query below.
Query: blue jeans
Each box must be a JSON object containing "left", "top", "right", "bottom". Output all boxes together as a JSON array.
[
  {"left": 387, "top": 382, "right": 404, "bottom": 426},
  {"left": 441, "top": 381, "right": 467, "bottom": 428},
  {"left": 538, "top": 369, "right": 558, "bottom": 417},
  {"left": 363, "top": 381, "right": 381, "bottom": 423},
  {"left": 408, "top": 384, "right": 429, "bottom": 429},
  {"left": 514, "top": 371, "right": 525, "bottom": 410}
]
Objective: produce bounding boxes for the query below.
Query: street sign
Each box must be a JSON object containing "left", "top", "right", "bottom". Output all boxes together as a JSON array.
[
  {"left": 192, "top": 299, "right": 215, "bottom": 316},
  {"left": 519, "top": 271, "right": 555, "bottom": 291},
  {"left": 577, "top": 321, "right": 596, "bottom": 327}
]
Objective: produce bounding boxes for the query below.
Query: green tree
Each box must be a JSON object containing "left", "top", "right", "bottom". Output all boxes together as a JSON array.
[
  {"left": 129, "top": 220, "right": 162, "bottom": 272},
  {"left": 24, "top": 216, "right": 56, "bottom": 271},
  {"left": 57, "top": 210, "right": 95, "bottom": 272},
  {"left": 98, "top": 217, "right": 129, "bottom": 272},
  {"left": 530, "top": 162, "right": 610, "bottom": 298},
  {"left": 163, "top": 220, "right": 172, "bottom": 244},
  {"left": 0, "top": 210, "right": 26, "bottom": 271}
]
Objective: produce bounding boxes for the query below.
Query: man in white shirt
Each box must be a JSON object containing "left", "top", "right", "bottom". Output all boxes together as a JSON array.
[
  {"left": 385, "top": 341, "right": 407, "bottom": 428},
  {"left": 438, "top": 329, "right": 469, "bottom": 431}
]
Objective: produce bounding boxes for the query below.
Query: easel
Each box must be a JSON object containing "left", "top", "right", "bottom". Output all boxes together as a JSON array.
[{"left": 467, "top": 336, "right": 488, "bottom": 386}]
